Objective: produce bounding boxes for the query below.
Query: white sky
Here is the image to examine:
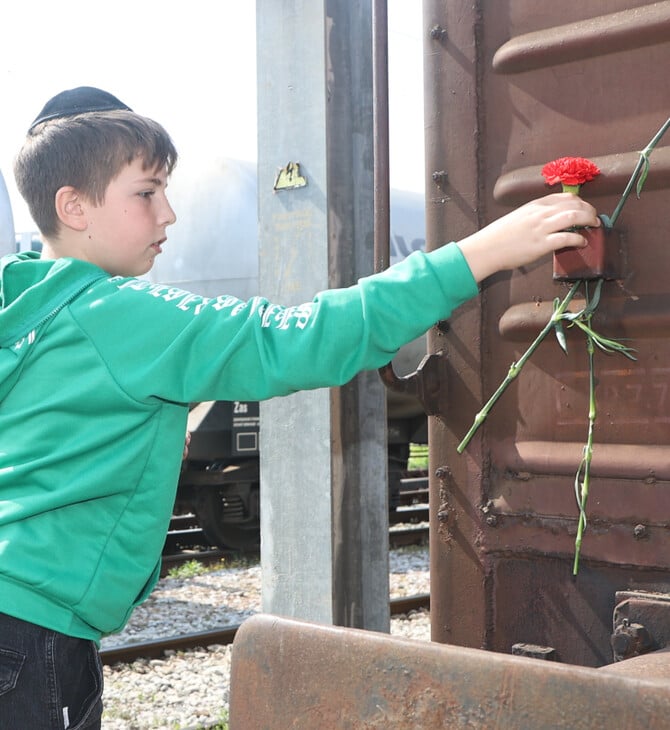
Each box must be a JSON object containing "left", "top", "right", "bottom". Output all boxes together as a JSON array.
[{"left": 0, "top": 1, "right": 424, "bottom": 234}]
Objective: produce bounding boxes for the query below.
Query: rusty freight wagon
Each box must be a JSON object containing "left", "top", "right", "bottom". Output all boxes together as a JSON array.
[
  {"left": 425, "top": 0, "right": 670, "bottom": 670},
  {"left": 231, "top": 1, "right": 670, "bottom": 727}
]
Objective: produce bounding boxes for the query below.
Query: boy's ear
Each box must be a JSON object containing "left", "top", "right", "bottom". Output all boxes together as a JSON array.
[{"left": 54, "top": 186, "right": 88, "bottom": 231}]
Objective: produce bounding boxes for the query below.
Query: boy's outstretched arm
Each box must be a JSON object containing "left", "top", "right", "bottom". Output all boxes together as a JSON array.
[{"left": 457, "top": 193, "right": 600, "bottom": 283}]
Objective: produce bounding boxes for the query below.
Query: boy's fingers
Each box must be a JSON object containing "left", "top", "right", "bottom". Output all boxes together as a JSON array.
[
  {"left": 544, "top": 204, "right": 600, "bottom": 234},
  {"left": 549, "top": 230, "right": 589, "bottom": 249}
]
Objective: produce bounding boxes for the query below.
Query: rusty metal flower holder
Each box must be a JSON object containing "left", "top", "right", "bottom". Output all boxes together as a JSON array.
[
  {"left": 552, "top": 225, "right": 608, "bottom": 281},
  {"left": 458, "top": 118, "right": 670, "bottom": 574}
]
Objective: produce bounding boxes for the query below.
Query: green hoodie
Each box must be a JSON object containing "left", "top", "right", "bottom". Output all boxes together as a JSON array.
[{"left": 0, "top": 243, "right": 477, "bottom": 642}]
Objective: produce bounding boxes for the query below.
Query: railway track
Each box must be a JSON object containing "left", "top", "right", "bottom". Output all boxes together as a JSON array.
[
  {"left": 163, "top": 474, "right": 430, "bottom": 572},
  {"left": 110, "top": 479, "right": 431, "bottom": 666},
  {"left": 163, "top": 509, "right": 428, "bottom": 553},
  {"left": 164, "top": 518, "right": 427, "bottom": 560},
  {"left": 161, "top": 525, "right": 428, "bottom": 576},
  {"left": 100, "top": 592, "right": 430, "bottom": 666}
]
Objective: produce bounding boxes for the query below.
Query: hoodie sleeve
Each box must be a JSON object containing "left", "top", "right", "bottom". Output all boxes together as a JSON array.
[{"left": 69, "top": 242, "right": 478, "bottom": 404}]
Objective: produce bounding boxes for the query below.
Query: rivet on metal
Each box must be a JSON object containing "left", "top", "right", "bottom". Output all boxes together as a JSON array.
[
  {"left": 429, "top": 25, "right": 447, "bottom": 41},
  {"left": 435, "top": 466, "right": 450, "bottom": 480}
]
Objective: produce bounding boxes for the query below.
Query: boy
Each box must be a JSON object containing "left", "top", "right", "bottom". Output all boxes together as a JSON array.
[{"left": 0, "top": 86, "right": 600, "bottom": 728}]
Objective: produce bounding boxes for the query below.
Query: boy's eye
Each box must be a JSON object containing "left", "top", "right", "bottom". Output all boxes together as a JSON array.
[{"left": 139, "top": 191, "right": 155, "bottom": 199}]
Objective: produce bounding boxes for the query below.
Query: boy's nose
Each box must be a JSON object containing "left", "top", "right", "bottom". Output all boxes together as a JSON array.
[{"left": 161, "top": 200, "right": 177, "bottom": 227}]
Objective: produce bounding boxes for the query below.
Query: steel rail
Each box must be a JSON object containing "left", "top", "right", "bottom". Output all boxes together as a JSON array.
[{"left": 100, "top": 593, "right": 430, "bottom": 666}]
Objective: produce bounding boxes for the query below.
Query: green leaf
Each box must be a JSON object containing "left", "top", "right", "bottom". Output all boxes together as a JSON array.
[
  {"left": 554, "top": 320, "right": 568, "bottom": 353},
  {"left": 636, "top": 155, "right": 651, "bottom": 198},
  {"left": 584, "top": 279, "right": 604, "bottom": 314}
]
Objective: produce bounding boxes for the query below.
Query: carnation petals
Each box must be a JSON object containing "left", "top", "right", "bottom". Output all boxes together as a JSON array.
[{"left": 541, "top": 157, "right": 601, "bottom": 187}]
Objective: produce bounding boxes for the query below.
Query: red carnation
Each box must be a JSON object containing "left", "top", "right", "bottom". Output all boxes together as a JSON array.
[{"left": 541, "top": 157, "right": 601, "bottom": 190}]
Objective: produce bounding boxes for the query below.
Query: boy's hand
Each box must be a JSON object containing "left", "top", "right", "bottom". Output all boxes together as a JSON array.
[{"left": 457, "top": 193, "right": 601, "bottom": 282}]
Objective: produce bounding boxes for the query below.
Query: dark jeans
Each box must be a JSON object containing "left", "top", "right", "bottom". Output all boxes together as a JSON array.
[{"left": 0, "top": 612, "right": 102, "bottom": 729}]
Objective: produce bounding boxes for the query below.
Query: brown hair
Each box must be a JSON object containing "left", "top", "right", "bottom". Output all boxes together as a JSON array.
[{"left": 14, "top": 110, "right": 178, "bottom": 238}]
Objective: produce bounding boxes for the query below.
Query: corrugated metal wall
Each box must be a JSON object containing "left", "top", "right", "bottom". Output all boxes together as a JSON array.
[{"left": 425, "top": 0, "right": 670, "bottom": 667}]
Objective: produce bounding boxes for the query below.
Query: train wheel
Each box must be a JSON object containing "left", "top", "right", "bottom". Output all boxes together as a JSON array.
[{"left": 194, "top": 485, "right": 260, "bottom": 553}]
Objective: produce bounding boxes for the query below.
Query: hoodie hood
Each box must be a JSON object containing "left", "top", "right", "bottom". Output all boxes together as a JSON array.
[
  {"left": 0, "top": 253, "right": 107, "bottom": 402},
  {"left": 0, "top": 253, "right": 107, "bottom": 346}
]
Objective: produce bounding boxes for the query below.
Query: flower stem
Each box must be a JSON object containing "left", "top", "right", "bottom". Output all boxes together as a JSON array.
[
  {"left": 457, "top": 281, "right": 581, "bottom": 453},
  {"left": 569, "top": 122, "right": 670, "bottom": 571},
  {"left": 609, "top": 116, "right": 670, "bottom": 228},
  {"left": 561, "top": 184, "right": 581, "bottom": 195},
  {"left": 572, "top": 286, "right": 597, "bottom": 575}
]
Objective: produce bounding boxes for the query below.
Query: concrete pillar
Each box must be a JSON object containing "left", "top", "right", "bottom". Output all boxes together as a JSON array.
[{"left": 257, "top": 0, "right": 390, "bottom": 631}]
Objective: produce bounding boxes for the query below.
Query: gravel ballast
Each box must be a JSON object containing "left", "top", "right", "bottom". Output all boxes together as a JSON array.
[{"left": 100, "top": 546, "right": 430, "bottom": 729}]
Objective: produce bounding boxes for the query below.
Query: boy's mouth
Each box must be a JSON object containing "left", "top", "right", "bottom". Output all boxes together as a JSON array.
[{"left": 151, "top": 239, "right": 165, "bottom": 254}]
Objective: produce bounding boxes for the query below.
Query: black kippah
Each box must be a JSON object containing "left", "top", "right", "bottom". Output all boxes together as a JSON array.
[{"left": 28, "top": 86, "right": 132, "bottom": 132}]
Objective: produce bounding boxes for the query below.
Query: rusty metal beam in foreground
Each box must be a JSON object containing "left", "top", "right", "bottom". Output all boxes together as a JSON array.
[{"left": 229, "top": 614, "right": 670, "bottom": 729}]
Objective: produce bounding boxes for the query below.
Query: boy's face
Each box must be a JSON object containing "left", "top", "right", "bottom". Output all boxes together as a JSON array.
[{"left": 80, "top": 157, "right": 176, "bottom": 277}]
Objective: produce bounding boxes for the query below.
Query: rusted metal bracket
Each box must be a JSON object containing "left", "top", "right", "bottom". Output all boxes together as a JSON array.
[
  {"left": 371, "top": 0, "right": 450, "bottom": 414},
  {"left": 379, "top": 351, "right": 449, "bottom": 416},
  {"left": 612, "top": 590, "right": 670, "bottom": 662}
]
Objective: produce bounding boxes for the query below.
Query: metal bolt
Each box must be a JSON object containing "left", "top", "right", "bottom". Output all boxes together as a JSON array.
[
  {"left": 633, "top": 524, "right": 648, "bottom": 540},
  {"left": 434, "top": 466, "right": 450, "bottom": 480},
  {"left": 437, "top": 510, "right": 449, "bottom": 523},
  {"left": 611, "top": 621, "right": 653, "bottom": 661},
  {"left": 482, "top": 500, "right": 498, "bottom": 527},
  {"left": 432, "top": 170, "right": 448, "bottom": 186},
  {"left": 611, "top": 630, "right": 634, "bottom": 658},
  {"left": 429, "top": 25, "right": 447, "bottom": 41}
]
